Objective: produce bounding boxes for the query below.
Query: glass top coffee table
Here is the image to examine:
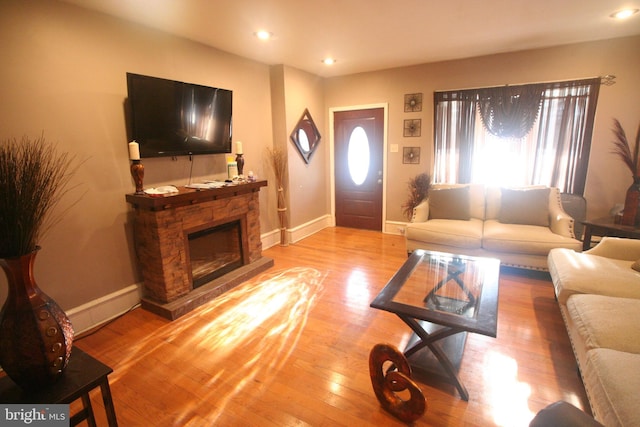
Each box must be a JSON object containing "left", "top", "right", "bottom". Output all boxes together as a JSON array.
[{"left": 370, "top": 249, "right": 500, "bottom": 400}]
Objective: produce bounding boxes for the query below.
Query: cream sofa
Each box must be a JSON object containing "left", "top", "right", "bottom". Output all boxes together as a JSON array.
[
  {"left": 405, "top": 184, "right": 582, "bottom": 270},
  {"left": 548, "top": 237, "right": 640, "bottom": 427}
]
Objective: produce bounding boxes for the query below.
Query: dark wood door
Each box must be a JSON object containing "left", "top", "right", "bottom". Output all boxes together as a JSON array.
[{"left": 334, "top": 108, "right": 384, "bottom": 230}]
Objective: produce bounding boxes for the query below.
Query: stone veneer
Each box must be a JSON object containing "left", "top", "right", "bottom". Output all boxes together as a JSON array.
[{"left": 126, "top": 181, "right": 272, "bottom": 319}]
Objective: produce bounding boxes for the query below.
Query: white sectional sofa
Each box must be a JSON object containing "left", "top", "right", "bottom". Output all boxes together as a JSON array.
[
  {"left": 548, "top": 237, "right": 640, "bottom": 427},
  {"left": 405, "top": 184, "right": 582, "bottom": 270}
]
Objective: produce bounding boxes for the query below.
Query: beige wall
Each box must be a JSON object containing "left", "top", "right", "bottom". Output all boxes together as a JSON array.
[
  {"left": 280, "top": 66, "right": 328, "bottom": 228},
  {"left": 269, "top": 65, "right": 328, "bottom": 234},
  {"left": 0, "top": 0, "right": 275, "bottom": 310},
  {"left": 324, "top": 35, "right": 640, "bottom": 222}
]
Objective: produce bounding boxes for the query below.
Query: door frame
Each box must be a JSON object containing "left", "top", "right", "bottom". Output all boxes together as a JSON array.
[{"left": 329, "top": 103, "right": 389, "bottom": 230}]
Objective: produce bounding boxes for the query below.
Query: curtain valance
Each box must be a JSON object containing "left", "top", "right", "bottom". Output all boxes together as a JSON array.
[{"left": 477, "top": 85, "right": 545, "bottom": 138}]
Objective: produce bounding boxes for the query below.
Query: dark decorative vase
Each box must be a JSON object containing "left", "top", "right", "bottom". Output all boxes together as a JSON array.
[
  {"left": 621, "top": 176, "right": 640, "bottom": 226},
  {"left": 235, "top": 153, "right": 245, "bottom": 176},
  {"left": 0, "top": 249, "right": 74, "bottom": 390}
]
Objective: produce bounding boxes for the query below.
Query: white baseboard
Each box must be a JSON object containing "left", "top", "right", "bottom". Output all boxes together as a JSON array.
[
  {"left": 385, "top": 220, "right": 407, "bottom": 235},
  {"left": 66, "top": 284, "right": 143, "bottom": 335},
  {"left": 260, "top": 229, "right": 283, "bottom": 249},
  {"left": 261, "top": 214, "right": 333, "bottom": 249},
  {"left": 289, "top": 215, "right": 333, "bottom": 243}
]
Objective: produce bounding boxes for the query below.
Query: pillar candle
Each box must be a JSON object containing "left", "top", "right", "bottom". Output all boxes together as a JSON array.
[
  {"left": 236, "top": 141, "right": 243, "bottom": 154},
  {"left": 128, "top": 141, "right": 140, "bottom": 160}
]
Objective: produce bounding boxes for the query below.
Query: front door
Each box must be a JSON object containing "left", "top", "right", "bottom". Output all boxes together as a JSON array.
[{"left": 334, "top": 108, "right": 384, "bottom": 230}]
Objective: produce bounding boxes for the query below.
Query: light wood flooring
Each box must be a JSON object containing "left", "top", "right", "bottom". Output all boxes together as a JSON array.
[{"left": 74, "top": 227, "right": 589, "bottom": 426}]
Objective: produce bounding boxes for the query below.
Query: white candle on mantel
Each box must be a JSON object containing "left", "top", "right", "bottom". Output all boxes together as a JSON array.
[
  {"left": 236, "top": 141, "right": 243, "bottom": 155},
  {"left": 128, "top": 141, "right": 140, "bottom": 160}
]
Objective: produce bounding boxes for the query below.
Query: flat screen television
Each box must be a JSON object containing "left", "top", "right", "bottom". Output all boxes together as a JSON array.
[{"left": 126, "top": 72, "right": 233, "bottom": 158}]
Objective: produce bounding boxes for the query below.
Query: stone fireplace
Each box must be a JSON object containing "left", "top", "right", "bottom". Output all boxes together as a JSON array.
[{"left": 125, "top": 180, "right": 272, "bottom": 319}]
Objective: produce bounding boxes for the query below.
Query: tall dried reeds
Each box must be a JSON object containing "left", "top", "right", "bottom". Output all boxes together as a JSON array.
[
  {"left": 266, "top": 147, "right": 288, "bottom": 246},
  {"left": 0, "top": 135, "right": 79, "bottom": 258}
]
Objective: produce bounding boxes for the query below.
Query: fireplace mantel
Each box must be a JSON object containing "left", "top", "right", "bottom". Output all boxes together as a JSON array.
[
  {"left": 126, "top": 180, "right": 273, "bottom": 319},
  {"left": 125, "top": 180, "right": 268, "bottom": 211}
]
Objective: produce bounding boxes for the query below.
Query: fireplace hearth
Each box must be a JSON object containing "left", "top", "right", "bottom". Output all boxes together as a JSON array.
[{"left": 126, "top": 180, "right": 272, "bottom": 319}]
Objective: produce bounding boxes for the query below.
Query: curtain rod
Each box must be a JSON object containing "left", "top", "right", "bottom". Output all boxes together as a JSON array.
[
  {"left": 600, "top": 75, "right": 616, "bottom": 86},
  {"left": 436, "top": 75, "right": 616, "bottom": 93}
]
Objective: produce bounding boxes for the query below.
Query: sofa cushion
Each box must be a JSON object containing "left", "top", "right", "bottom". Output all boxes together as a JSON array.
[
  {"left": 485, "top": 185, "right": 548, "bottom": 220},
  {"left": 632, "top": 258, "right": 640, "bottom": 272},
  {"left": 428, "top": 186, "right": 470, "bottom": 220},
  {"left": 482, "top": 220, "right": 581, "bottom": 255},
  {"left": 567, "top": 294, "right": 640, "bottom": 354},
  {"left": 405, "top": 218, "right": 483, "bottom": 250},
  {"left": 430, "top": 184, "right": 486, "bottom": 220},
  {"left": 498, "top": 187, "right": 550, "bottom": 226},
  {"left": 548, "top": 248, "right": 640, "bottom": 304},
  {"left": 583, "top": 348, "right": 640, "bottom": 427}
]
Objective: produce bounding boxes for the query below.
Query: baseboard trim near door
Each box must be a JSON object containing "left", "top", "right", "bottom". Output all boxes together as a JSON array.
[{"left": 385, "top": 220, "right": 407, "bottom": 235}]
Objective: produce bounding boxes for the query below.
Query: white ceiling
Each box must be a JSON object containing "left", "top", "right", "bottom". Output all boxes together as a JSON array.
[{"left": 60, "top": 0, "right": 640, "bottom": 77}]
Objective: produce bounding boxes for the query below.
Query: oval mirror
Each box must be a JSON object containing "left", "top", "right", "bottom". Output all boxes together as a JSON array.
[{"left": 298, "top": 129, "right": 310, "bottom": 152}]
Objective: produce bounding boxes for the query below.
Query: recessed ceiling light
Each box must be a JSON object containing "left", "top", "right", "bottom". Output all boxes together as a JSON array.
[
  {"left": 254, "top": 30, "right": 272, "bottom": 40},
  {"left": 322, "top": 58, "right": 336, "bottom": 65},
  {"left": 610, "top": 8, "right": 639, "bottom": 19}
]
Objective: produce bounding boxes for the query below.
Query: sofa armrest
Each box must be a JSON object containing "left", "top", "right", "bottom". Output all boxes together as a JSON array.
[
  {"left": 585, "top": 236, "right": 640, "bottom": 260},
  {"left": 411, "top": 199, "right": 429, "bottom": 223},
  {"left": 549, "top": 203, "right": 576, "bottom": 238}
]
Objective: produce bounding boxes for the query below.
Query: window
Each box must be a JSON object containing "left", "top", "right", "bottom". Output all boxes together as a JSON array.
[{"left": 433, "top": 78, "right": 600, "bottom": 195}]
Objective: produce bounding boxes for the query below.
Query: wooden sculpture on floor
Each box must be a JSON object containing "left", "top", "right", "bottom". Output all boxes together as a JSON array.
[{"left": 369, "top": 343, "right": 426, "bottom": 423}]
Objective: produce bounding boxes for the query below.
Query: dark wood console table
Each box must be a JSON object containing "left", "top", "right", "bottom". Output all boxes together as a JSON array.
[
  {"left": 581, "top": 217, "right": 640, "bottom": 250},
  {"left": 0, "top": 347, "right": 117, "bottom": 426}
]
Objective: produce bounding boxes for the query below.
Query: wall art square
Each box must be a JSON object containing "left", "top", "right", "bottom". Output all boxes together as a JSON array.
[
  {"left": 403, "top": 119, "right": 421, "bottom": 137},
  {"left": 404, "top": 93, "right": 423, "bottom": 112},
  {"left": 403, "top": 147, "right": 421, "bottom": 164}
]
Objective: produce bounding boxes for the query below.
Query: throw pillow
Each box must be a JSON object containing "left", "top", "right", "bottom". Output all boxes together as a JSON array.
[
  {"left": 498, "top": 187, "right": 550, "bottom": 226},
  {"left": 632, "top": 259, "right": 640, "bottom": 272},
  {"left": 428, "top": 186, "right": 471, "bottom": 220}
]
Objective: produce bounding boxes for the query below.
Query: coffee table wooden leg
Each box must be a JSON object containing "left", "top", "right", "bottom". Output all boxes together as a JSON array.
[{"left": 400, "top": 315, "right": 470, "bottom": 401}]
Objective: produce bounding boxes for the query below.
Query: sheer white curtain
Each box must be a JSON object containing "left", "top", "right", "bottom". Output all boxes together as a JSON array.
[{"left": 470, "top": 114, "right": 539, "bottom": 186}]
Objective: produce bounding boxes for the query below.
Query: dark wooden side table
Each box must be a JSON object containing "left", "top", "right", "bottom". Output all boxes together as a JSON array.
[
  {"left": 582, "top": 217, "right": 640, "bottom": 251},
  {"left": 0, "top": 347, "right": 118, "bottom": 426}
]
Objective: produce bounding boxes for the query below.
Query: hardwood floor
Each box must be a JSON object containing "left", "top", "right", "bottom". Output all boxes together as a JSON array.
[{"left": 74, "top": 227, "right": 589, "bottom": 426}]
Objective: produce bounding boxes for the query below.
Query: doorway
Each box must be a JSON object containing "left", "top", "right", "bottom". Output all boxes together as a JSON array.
[{"left": 333, "top": 107, "right": 386, "bottom": 230}]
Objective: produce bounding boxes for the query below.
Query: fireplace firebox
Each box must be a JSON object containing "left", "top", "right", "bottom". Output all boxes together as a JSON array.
[{"left": 188, "top": 220, "right": 243, "bottom": 288}]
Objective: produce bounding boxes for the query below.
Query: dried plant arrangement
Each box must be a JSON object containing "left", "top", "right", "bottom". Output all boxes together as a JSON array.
[
  {"left": 0, "top": 134, "right": 79, "bottom": 258},
  {"left": 402, "top": 173, "right": 432, "bottom": 220},
  {"left": 610, "top": 118, "right": 640, "bottom": 177},
  {"left": 610, "top": 119, "right": 640, "bottom": 225},
  {"left": 266, "top": 147, "right": 289, "bottom": 246}
]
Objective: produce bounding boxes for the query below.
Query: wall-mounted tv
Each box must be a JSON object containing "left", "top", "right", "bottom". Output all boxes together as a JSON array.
[{"left": 126, "top": 72, "right": 232, "bottom": 158}]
